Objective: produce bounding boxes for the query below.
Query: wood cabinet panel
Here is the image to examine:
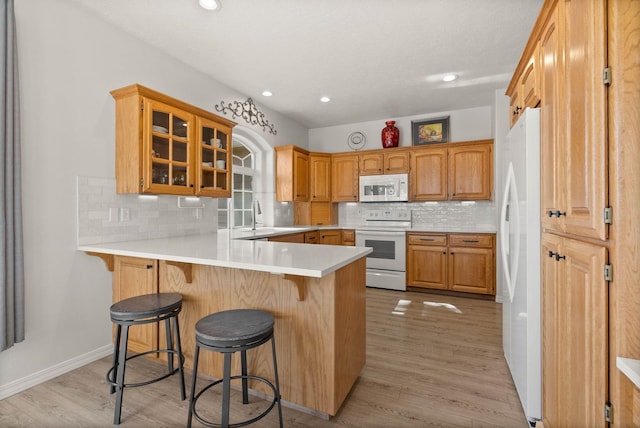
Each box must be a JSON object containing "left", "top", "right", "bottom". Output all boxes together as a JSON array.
[
  {"left": 448, "top": 247, "right": 494, "bottom": 295},
  {"left": 541, "top": 233, "right": 608, "bottom": 428},
  {"left": 331, "top": 154, "right": 359, "bottom": 202},
  {"left": 304, "top": 231, "right": 319, "bottom": 244},
  {"left": 384, "top": 151, "right": 410, "bottom": 174},
  {"left": 359, "top": 153, "right": 383, "bottom": 175},
  {"left": 561, "top": 0, "right": 607, "bottom": 241},
  {"left": 407, "top": 244, "right": 448, "bottom": 290},
  {"left": 341, "top": 229, "right": 355, "bottom": 246},
  {"left": 276, "top": 146, "right": 310, "bottom": 202},
  {"left": 112, "top": 256, "right": 158, "bottom": 355},
  {"left": 319, "top": 230, "right": 342, "bottom": 245},
  {"left": 310, "top": 153, "right": 331, "bottom": 201},
  {"left": 448, "top": 143, "right": 493, "bottom": 201},
  {"left": 410, "top": 147, "right": 448, "bottom": 201}
]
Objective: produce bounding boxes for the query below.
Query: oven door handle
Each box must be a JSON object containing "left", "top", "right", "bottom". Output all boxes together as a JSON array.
[{"left": 356, "top": 230, "right": 407, "bottom": 237}]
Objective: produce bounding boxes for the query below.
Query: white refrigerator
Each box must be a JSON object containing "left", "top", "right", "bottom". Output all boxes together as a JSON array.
[{"left": 500, "top": 107, "right": 541, "bottom": 424}]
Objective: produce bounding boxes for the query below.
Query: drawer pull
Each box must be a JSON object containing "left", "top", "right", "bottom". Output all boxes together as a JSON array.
[
  {"left": 420, "top": 238, "right": 435, "bottom": 241},
  {"left": 463, "top": 239, "right": 480, "bottom": 243}
]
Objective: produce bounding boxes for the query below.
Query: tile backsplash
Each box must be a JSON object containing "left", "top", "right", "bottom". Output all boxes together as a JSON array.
[
  {"left": 77, "top": 176, "right": 217, "bottom": 245},
  {"left": 339, "top": 200, "right": 496, "bottom": 229}
]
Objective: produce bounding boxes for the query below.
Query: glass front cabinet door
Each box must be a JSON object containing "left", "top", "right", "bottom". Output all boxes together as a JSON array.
[{"left": 111, "top": 84, "right": 236, "bottom": 198}]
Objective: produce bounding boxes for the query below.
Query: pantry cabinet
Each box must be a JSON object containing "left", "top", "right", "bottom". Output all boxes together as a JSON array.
[
  {"left": 112, "top": 256, "right": 158, "bottom": 355},
  {"left": 110, "top": 84, "right": 235, "bottom": 197},
  {"left": 410, "top": 140, "right": 493, "bottom": 201},
  {"left": 407, "top": 232, "right": 495, "bottom": 296},
  {"left": 331, "top": 153, "right": 359, "bottom": 202},
  {"left": 275, "top": 145, "right": 310, "bottom": 202},
  {"left": 508, "top": 0, "right": 614, "bottom": 425},
  {"left": 541, "top": 232, "right": 608, "bottom": 427}
]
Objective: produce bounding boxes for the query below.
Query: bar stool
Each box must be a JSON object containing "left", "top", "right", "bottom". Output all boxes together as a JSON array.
[
  {"left": 107, "top": 292, "right": 186, "bottom": 425},
  {"left": 187, "top": 309, "right": 283, "bottom": 428}
]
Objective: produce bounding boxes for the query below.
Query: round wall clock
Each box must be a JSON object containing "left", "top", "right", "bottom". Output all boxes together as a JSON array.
[{"left": 347, "top": 132, "right": 367, "bottom": 150}]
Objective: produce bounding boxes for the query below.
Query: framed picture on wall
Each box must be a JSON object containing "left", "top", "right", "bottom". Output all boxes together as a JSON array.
[{"left": 411, "top": 116, "right": 450, "bottom": 145}]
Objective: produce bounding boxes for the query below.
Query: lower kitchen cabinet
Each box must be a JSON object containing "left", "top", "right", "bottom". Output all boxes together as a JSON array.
[
  {"left": 407, "top": 233, "right": 448, "bottom": 290},
  {"left": 112, "top": 256, "right": 158, "bottom": 354},
  {"left": 268, "top": 232, "right": 305, "bottom": 243},
  {"left": 341, "top": 229, "right": 355, "bottom": 246},
  {"left": 407, "top": 232, "right": 495, "bottom": 296},
  {"left": 319, "top": 229, "right": 342, "bottom": 245}
]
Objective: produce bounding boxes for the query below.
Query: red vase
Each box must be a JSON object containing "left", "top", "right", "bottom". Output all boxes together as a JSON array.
[{"left": 381, "top": 120, "right": 399, "bottom": 148}]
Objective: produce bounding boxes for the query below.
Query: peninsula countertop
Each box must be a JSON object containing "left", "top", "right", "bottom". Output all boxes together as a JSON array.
[{"left": 78, "top": 231, "right": 371, "bottom": 278}]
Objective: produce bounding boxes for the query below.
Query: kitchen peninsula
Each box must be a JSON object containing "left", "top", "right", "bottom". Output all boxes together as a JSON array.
[{"left": 79, "top": 231, "right": 371, "bottom": 417}]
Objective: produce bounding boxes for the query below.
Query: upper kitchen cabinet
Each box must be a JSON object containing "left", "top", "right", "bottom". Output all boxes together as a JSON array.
[
  {"left": 332, "top": 153, "right": 359, "bottom": 202},
  {"left": 410, "top": 140, "right": 493, "bottom": 201},
  {"left": 359, "top": 149, "right": 410, "bottom": 175},
  {"left": 275, "top": 145, "right": 310, "bottom": 202},
  {"left": 539, "top": 0, "right": 608, "bottom": 241},
  {"left": 410, "top": 146, "right": 448, "bottom": 201},
  {"left": 507, "top": 42, "right": 541, "bottom": 127},
  {"left": 448, "top": 141, "right": 493, "bottom": 200},
  {"left": 309, "top": 153, "right": 332, "bottom": 202},
  {"left": 110, "top": 84, "right": 235, "bottom": 197}
]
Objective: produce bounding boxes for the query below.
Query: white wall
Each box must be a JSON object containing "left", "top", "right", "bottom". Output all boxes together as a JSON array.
[
  {"left": 308, "top": 106, "right": 493, "bottom": 153},
  {"left": 1, "top": 0, "right": 307, "bottom": 394}
]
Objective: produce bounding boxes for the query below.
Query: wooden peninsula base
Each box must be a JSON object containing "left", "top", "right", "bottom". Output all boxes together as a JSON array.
[{"left": 116, "top": 255, "right": 366, "bottom": 417}]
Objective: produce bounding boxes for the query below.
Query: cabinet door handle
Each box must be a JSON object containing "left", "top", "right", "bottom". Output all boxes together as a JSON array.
[
  {"left": 463, "top": 239, "right": 479, "bottom": 243},
  {"left": 548, "top": 250, "right": 556, "bottom": 258},
  {"left": 146, "top": 264, "right": 153, "bottom": 269},
  {"left": 556, "top": 210, "right": 567, "bottom": 217},
  {"left": 555, "top": 254, "right": 566, "bottom": 261},
  {"left": 442, "top": 251, "right": 446, "bottom": 255}
]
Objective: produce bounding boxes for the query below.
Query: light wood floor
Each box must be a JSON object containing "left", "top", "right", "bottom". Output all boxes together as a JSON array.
[{"left": 0, "top": 288, "right": 527, "bottom": 427}]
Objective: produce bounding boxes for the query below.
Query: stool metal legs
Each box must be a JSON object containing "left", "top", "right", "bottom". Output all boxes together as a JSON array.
[
  {"left": 109, "top": 315, "right": 185, "bottom": 425},
  {"left": 187, "top": 335, "right": 283, "bottom": 428}
]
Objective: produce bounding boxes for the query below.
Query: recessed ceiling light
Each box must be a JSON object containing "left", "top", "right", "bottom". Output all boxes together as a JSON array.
[
  {"left": 320, "top": 96, "right": 331, "bottom": 103},
  {"left": 442, "top": 74, "right": 458, "bottom": 82},
  {"left": 199, "top": 0, "right": 221, "bottom": 11},
  {"left": 262, "top": 90, "right": 273, "bottom": 97}
]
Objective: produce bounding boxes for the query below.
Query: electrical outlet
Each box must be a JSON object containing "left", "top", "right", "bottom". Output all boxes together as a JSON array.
[{"left": 119, "top": 207, "right": 130, "bottom": 222}]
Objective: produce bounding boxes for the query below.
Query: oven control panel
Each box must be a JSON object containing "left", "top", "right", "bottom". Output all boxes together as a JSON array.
[{"left": 362, "top": 209, "right": 411, "bottom": 222}]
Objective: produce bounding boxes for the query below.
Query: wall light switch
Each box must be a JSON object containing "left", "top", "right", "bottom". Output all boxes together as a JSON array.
[{"left": 109, "top": 207, "right": 118, "bottom": 223}]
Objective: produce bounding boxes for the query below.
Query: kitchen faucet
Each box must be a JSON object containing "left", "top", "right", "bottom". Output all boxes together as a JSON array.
[{"left": 251, "top": 199, "right": 262, "bottom": 230}]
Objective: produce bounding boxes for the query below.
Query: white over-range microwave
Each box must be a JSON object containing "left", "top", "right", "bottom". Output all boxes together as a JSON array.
[{"left": 359, "top": 173, "right": 409, "bottom": 202}]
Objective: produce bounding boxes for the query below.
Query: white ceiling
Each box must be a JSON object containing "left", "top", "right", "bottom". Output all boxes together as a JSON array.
[{"left": 69, "top": 0, "right": 543, "bottom": 129}]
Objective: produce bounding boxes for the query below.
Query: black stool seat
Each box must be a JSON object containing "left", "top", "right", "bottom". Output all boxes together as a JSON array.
[
  {"left": 108, "top": 292, "right": 186, "bottom": 425},
  {"left": 110, "top": 292, "right": 182, "bottom": 322},
  {"left": 195, "top": 309, "right": 274, "bottom": 348},
  {"left": 188, "top": 309, "right": 283, "bottom": 428}
]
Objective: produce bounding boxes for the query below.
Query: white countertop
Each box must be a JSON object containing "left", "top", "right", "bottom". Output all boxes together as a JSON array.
[
  {"left": 79, "top": 232, "right": 371, "bottom": 278},
  {"left": 617, "top": 357, "right": 640, "bottom": 389}
]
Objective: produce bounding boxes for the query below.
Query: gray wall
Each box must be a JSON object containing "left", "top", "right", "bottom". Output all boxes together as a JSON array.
[{"left": 1, "top": 0, "right": 307, "bottom": 394}]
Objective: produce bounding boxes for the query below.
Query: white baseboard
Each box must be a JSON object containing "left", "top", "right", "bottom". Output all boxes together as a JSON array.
[{"left": 0, "top": 344, "right": 112, "bottom": 400}]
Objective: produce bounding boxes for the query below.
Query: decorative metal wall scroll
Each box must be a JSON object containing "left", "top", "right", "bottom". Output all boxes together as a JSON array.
[{"left": 215, "top": 98, "right": 277, "bottom": 135}]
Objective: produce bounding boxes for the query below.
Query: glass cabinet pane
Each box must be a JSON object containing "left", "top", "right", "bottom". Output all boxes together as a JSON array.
[
  {"left": 152, "top": 163, "right": 169, "bottom": 184},
  {"left": 172, "top": 166, "right": 188, "bottom": 186},
  {"left": 152, "top": 111, "right": 170, "bottom": 133},
  {"left": 173, "top": 140, "right": 188, "bottom": 163},
  {"left": 152, "top": 136, "right": 169, "bottom": 159},
  {"left": 172, "top": 115, "right": 188, "bottom": 138}
]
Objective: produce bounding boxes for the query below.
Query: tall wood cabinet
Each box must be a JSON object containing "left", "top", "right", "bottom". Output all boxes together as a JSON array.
[
  {"left": 509, "top": 0, "right": 614, "bottom": 425},
  {"left": 110, "top": 84, "right": 235, "bottom": 198}
]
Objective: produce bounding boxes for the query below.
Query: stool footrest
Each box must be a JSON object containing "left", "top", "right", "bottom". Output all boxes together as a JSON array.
[
  {"left": 191, "top": 374, "right": 279, "bottom": 428},
  {"left": 107, "top": 349, "right": 184, "bottom": 390}
]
